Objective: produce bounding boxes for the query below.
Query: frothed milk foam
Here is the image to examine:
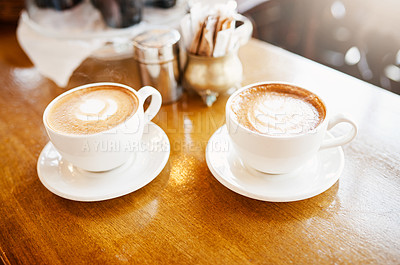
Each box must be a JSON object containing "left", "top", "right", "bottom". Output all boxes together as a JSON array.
[
  {"left": 47, "top": 85, "right": 138, "bottom": 135},
  {"left": 231, "top": 84, "right": 326, "bottom": 135}
]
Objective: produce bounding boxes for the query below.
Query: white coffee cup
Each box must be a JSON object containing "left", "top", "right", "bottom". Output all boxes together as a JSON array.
[
  {"left": 43, "top": 82, "right": 162, "bottom": 172},
  {"left": 226, "top": 82, "right": 358, "bottom": 174}
]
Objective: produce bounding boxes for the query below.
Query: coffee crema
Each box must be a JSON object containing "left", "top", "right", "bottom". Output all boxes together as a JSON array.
[
  {"left": 46, "top": 85, "right": 138, "bottom": 135},
  {"left": 230, "top": 83, "right": 326, "bottom": 135}
]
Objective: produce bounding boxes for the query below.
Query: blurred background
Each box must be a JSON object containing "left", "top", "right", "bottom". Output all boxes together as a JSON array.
[
  {"left": 240, "top": 0, "right": 400, "bottom": 95},
  {"left": 1, "top": 0, "right": 400, "bottom": 94}
]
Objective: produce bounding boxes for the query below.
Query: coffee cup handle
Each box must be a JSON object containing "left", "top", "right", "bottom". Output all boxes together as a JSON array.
[
  {"left": 320, "top": 113, "right": 358, "bottom": 149},
  {"left": 137, "top": 86, "right": 162, "bottom": 124}
]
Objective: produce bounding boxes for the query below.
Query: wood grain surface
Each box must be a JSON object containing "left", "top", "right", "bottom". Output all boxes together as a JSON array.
[{"left": 1, "top": 23, "right": 400, "bottom": 264}]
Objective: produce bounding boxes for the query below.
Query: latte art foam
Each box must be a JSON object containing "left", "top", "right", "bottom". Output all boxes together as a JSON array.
[
  {"left": 47, "top": 85, "right": 138, "bottom": 135},
  {"left": 231, "top": 84, "right": 326, "bottom": 135},
  {"left": 76, "top": 98, "right": 118, "bottom": 121}
]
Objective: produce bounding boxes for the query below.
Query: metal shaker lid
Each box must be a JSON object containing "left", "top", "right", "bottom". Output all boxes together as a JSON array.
[{"left": 133, "top": 28, "right": 180, "bottom": 64}]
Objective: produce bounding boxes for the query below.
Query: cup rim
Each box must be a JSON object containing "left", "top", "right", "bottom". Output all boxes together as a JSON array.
[
  {"left": 43, "top": 82, "right": 140, "bottom": 138},
  {"left": 226, "top": 81, "right": 329, "bottom": 139}
]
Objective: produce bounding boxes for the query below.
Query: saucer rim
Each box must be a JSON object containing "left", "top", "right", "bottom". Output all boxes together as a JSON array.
[
  {"left": 37, "top": 122, "right": 170, "bottom": 202},
  {"left": 206, "top": 125, "right": 344, "bottom": 202}
]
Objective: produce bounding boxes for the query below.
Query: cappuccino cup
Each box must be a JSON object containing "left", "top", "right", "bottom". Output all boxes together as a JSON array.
[
  {"left": 43, "top": 82, "right": 162, "bottom": 172},
  {"left": 226, "top": 82, "right": 357, "bottom": 174}
]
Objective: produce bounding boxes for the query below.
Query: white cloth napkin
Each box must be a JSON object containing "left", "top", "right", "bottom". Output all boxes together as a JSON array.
[
  {"left": 16, "top": 0, "right": 188, "bottom": 87},
  {"left": 17, "top": 11, "right": 106, "bottom": 88}
]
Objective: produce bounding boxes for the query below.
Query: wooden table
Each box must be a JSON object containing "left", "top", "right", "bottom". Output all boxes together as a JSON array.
[{"left": 1, "top": 23, "right": 400, "bottom": 264}]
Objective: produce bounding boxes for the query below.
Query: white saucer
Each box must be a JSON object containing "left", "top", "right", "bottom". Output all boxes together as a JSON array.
[
  {"left": 37, "top": 122, "right": 170, "bottom": 202},
  {"left": 206, "top": 125, "right": 344, "bottom": 202}
]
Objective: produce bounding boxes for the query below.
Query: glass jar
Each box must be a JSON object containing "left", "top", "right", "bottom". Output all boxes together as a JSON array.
[{"left": 25, "top": 0, "right": 142, "bottom": 29}]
